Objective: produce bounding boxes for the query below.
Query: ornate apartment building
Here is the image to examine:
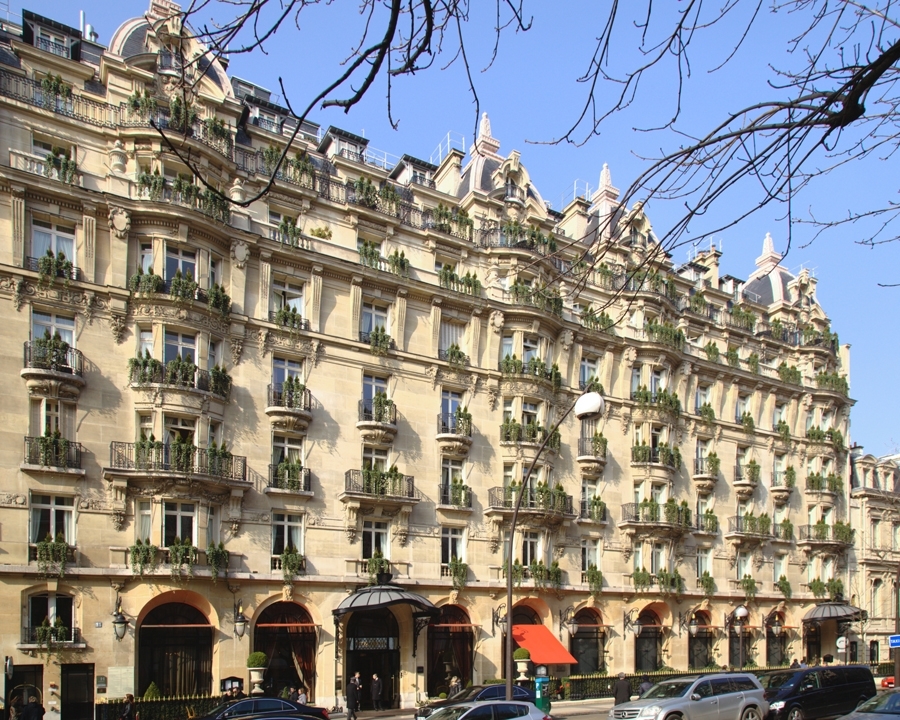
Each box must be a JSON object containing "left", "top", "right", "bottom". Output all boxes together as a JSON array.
[{"left": 0, "top": 1, "right": 895, "bottom": 716}]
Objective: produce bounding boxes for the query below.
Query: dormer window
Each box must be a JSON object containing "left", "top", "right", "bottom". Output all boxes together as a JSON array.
[{"left": 37, "top": 28, "right": 68, "bottom": 58}]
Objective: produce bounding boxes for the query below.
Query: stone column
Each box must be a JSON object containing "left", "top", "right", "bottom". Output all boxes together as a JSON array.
[
  {"left": 11, "top": 186, "right": 25, "bottom": 267},
  {"left": 257, "top": 251, "right": 272, "bottom": 321},
  {"left": 81, "top": 203, "right": 96, "bottom": 283},
  {"left": 309, "top": 265, "right": 323, "bottom": 333}
]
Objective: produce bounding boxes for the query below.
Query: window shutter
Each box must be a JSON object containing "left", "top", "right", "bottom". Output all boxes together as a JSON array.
[
  {"left": 61, "top": 402, "right": 76, "bottom": 441},
  {"left": 30, "top": 399, "right": 42, "bottom": 437}
]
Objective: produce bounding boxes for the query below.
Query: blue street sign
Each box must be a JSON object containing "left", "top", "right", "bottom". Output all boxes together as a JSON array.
[{"left": 889, "top": 635, "right": 900, "bottom": 649}]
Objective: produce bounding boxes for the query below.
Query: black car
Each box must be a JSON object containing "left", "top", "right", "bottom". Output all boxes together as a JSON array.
[
  {"left": 759, "top": 666, "right": 876, "bottom": 720},
  {"left": 194, "top": 698, "right": 330, "bottom": 720},
  {"left": 414, "top": 685, "right": 538, "bottom": 720}
]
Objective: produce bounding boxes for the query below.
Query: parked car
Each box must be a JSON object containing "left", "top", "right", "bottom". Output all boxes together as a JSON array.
[
  {"left": 837, "top": 690, "right": 900, "bottom": 720},
  {"left": 758, "top": 666, "right": 876, "bottom": 720},
  {"left": 608, "top": 673, "right": 768, "bottom": 720},
  {"left": 425, "top": 700, "right": 550, "bottom": 720},
  {"left": 415, "top": 685, "right": 537, "bottom": 720},
  {"left": 193, "top": 698, "right": 330, "bottom": 720},
  {"left": 882, "top": 678, "right": 895, "bottom": 689}
]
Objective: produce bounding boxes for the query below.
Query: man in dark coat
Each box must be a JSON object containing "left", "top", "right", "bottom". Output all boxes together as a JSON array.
[
  {"left": 346, "top": 672, "right": 360, "bottom": 720},
  {"left": 371, "top": 673, "right": 383, "bottom": 711},
  {"left": 21, "top": 696, "right": 45, "bottom": 720},
  {"left": 613, "top": 673, "right": 632, "bottom": 705}
]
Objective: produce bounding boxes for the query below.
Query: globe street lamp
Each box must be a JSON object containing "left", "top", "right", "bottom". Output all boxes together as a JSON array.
[
  {"left": 735, "top": 605, "right": 750, "bottom": 669},
  {"left": 505, "top": 391, "right": 605, "bottom": 700}
]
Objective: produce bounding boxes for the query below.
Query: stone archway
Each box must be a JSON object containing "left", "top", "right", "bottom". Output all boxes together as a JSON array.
[
  {"left": 569, "top": 608, "right": 606, "bottom": 674},
  {"left": 426, "top": 605, "right": 474, "bottom": 698},
  {"left": 253, "top": 601, "right": 317, "bottom": 701},
  {"left": 635, "top": 609, "right": 662, "bottom": 672},
  {"left": 138, "top": 602, "right": 212, "bottom": 696}
]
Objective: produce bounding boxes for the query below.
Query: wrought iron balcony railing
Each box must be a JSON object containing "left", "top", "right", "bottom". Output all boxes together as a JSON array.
[
  {"left": 108, "top": 441, "right": 247, "bottom": 481},
  {"left": 344, "top": 469, "right": 415, "bottom": 498},
  {"left": 268, "top": 464, "right": 311, "bottom": 492},
  {"left": 24, "top": 340, "right": 84, "bottom": 376},
  {"left": 24, "top": 436, "right": 83, "bottom": 469}
]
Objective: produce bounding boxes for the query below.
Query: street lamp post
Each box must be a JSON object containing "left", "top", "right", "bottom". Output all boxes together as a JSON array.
[
  {"left": 735, "top": 605, "right": 749, "bottom": 669},
  {"left": 504, "top": 391, "right": 605, "bottom": 700}
]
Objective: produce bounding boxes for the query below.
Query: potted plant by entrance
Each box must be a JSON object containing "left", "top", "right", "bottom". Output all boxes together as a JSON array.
[
  {"left": 247, "top": 651, "right": 268, "bottom": 696},
  {"left": 513, "top": 647, "right": 530, "bottom": 681}
]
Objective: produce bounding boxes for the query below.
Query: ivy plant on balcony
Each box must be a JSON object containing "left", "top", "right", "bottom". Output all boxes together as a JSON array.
[
  {"left": 589, "top": 496, "right": 606, "bottom": 521},
  {"left": 704, "top": 452, "right": 721, "bottom": 476},
  {"left": 548, "top": 428, "right": 562, "bottom": 452},
  {"left": 453, "top": 406, "right": 473, "bottom": 436},
  {"left": 658, "top": 443, "right": 682, "bottom": 470},
  {"left": 368, "top": 325, "right": 393, "bottom": 356},
  {"left": 813, "top": 519, "right": 830, "bottom": 541},
  {"left": 632, "top": 567, "right": 652, "bottom": 591},
  {"left": 168, "top": 96, "right": 198, "bottom": 133},
  {"left": 500, "top": 353, "right": 524, "bottom": 375},
  {"left": 45, "top": 147, "right": 78, "bottom": 185},
  {"left": 534, "top": 481, "right": 552, "bottom": 510},
  {"left": 36, "top": 532, "right": 69, "bottom": 578},
  {"left": 779, "top": 518, "right": 794, "bottom": 540},
  {"left": 816, "top": 371, "right": 849, "bottom": 396},
  {"left": 827, "top": 428, "right": 845, "bottom": 451},
  {"left": 169, "top": 269, "right": 198, "bottom": 305},
  {"left": 135, "top": 431, "right": 165, "bottom": 467},
  {"left": 699, "top": 571, "right": 715, "bottom": 597},
  {"left": 365, "top": 549, "right": 390, "bottom": 582},
  {"left": 444, "top": 343, "right": 467, "bottom": 369},
  {"left": 585, "top": 564, "right": 603, "bottom": 597},
  {"left": 640, "top": 498, "right": 660, "bottom": 522},
  {"left": 663, "top": 499, "right": 681, "bottom": 525},
  {"left": 448, "top": 477, "right": 469, "bottom": 506},
  {"left": 36, "top": 429, "right": 70, "bottom": 468},
  {"left": 280, "top": 377, "right": 307, "bottom": 409},
  {"left": 809, "top": 577, "right": 827, "bottom": 598},
  {"left": 657, "top": 568, "right": 685, "bottom": 597},
  {"left": 590, "top": 432, "right": 608, "bottom": 458},
  {"left": 741, "top": 412, "right": 756, "bottom": 434},
  {"left": 806, "top": 472, "right": 825, "bottom": 491},
  {"left": 726, "top": 347, "right": 740, "bottom": 368},
  {"left": 644, "top": 320, "right": 686, "bottom": 351},
  {"left": 501, "top": 417, "right": 522, "bottom": 443},
  {"left": 746, "top": 459, "right": 761, "bottom": 483},
  {"left": 632, "top": 441, "right": 651, "bottom": 463},
  {"left": 690, "top": 291, "right": 708, "bottom": 314},
  {"left": 387, "top": 249, "right": 409, "bottom": 277},
  {"left": 547, "top": 560, "right": 563, "bottom": 590},
  {"left": 262, "top": 144, "right": 282, "bottom": 174},
  {"left": 698, "top": 402, "right": 716, "bottom": 426},
  {"left": 503, "top": 481, "right": 521, "bottom": 506},
  {"left": 777, "top": 363, "right": 802, "bottom": 385},
  {"left": 784, "top": 466, "right": 797, "bottom": 488},
  {"left": 291, "top": 151, "right": 315, "bottom": 183},
  {"left": 371, "top": 391, "right": 394, "bottom": 423},
  {"left": 35, "top": 615, "right": 69, "bottom": 653},
  {"left": 168, "top": 537, "right": 198, "bottom": 579},
  {"left": 757, "top": 513, "right": 772, "bottom": 535},
  {"left": 740, "top": 574, "right": 757, "bottom": 600},
  {"left": 730, "top": 305, "right": 757, "bottom": 331},
  {"left": 37, "top": 248, "right": 73, "bottom": 288},
  {"left": 129, "top": 266, "right": 165, "bottom": 296},
  {"left": 826, "top": 578, "right": 844, "bottom": 600},
  {"left": 525, "top": 356, "right": 547, "bottom": 378},
  {"left": 353, "top": 176, "right": 379, "bottom": 208},
  {"left": 206, "top": 542, "right": 229, "bottom": 584},
  {"left": 775, "top": 575, "right": 792, "bottom": 599},
  {"left": 170, "top": 434, "right": 195, "bottom": 473},
  {"left": 826, "top": 473, "right": 844, "bottom": 493},
  {"left": 776, "top": 420, "right": 792, "bottom": 443},
  {"left": 704, "top": 342, "right": 720, "bottom": 362},
  {"left": 551, "top": 483, "right": 568, "bottom": 512},
  {"left": 138, "top": 168, "right": 166, "bottom": 200},
  {"left": 277, "top": 215, "right": 303, "bottom": 246},
  {"left": 207, "top": 283, "right": 231, "bottom": 317},
  {"left": 530, "top": 559, "right": 549, "bottom": 588},
  {"left": 128, "top": 350, "right": 163, "bottom": 385},
  {"left": 522, "top": 420, "right": 544, "bottom": 444},
  {"left": 448, "top": 556, "right": 468, "bottom": 590},
  {"left": 502, "top": 558, "right": 525, "bottom": 587},
  {"left": 209, "top": 365, "right": 232, "bottom": 398},
  {"left": 281, "top": 545, "right": 305, "bottom": 583},
  {"left": 275, "top": 460, "right": 305, "bottom": 490},
  {"left": 128, "top": 88, "right": 157, "bottom": 118},
  {"left": 129, "top": 538, "right": 159, "bottom": 577},
  {"left": 833, "top": 521, "right": 854, "bottom": 544},
  {"left": 633, "top": 384, "right": 653, "bottom": 406},
  {"left": 700, "top": 509, "right": 718, "bottom": 533},
  {"left": 275, "top": 305, "right": 305, "bottom": 333},
  {"left": 164, "top": 354, "right": 196, "bottom": 387},
  {"left": 580, "top": 305, "right": 615, "bottom": 332},
  {"left": 655, "top": 388, "right": 682, "bottom": 417},
  {"left": 204, "top": 116, "right": 231, "bottom": 142},
  {"left": 206, "top": 441, "right": 232, "bottom": 477},
  {"left": 806, "top": 425, "right": 828, "bottom": 443}
]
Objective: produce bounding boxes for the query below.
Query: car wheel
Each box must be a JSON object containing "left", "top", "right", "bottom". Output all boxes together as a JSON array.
[
  {"left": 787, "top": 707, "right": 803, "bottom": 720},
  {"left": 664, "top": 713, "right": 683, "bottom": 720},
  {"left": 741, "top": 707, "right": 762, "bottom": 720}
]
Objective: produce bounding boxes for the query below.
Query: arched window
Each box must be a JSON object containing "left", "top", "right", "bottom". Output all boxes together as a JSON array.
[
  {"left": 254, "top": 602, "right": 316, "bottom": 701},
  {"left": 570, "top": 609, "right": 605, "bottom": 674},
  {"left": 635, "top": 610, "right": 662, "bottom": 672},
  {"left": 138, "top": 603, "right": 211, "bottom": 697},
  {"left": 427, "top": 605, "right": 474, "bottom": 698}
]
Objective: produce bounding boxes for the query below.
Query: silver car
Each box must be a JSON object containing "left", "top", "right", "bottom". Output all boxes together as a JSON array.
[
  {"left": 427, "top": 700, "right": 551, "bottom": 720},
  {"left": 609, "top": 673, "right": 769, "bottom": 720}
]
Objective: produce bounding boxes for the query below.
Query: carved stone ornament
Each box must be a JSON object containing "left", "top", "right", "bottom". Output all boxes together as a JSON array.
[
  {"left": 559, "top": 329, "right": 574, "bottom": 351},
  {"left": 230, "top": 178, "right": 246, "bottom": 203},
  {"left": 229, "top": 337, "right": 244, "bottom": 365},
  {"left": 109, "top": 140, "right": 127, "bottom": 174},
  {"left": 490, "top": 310, "right": 505, "bottom": 333},
  {"left": 345, "top": 504, "right": 359, "bottom": 542},
  {"left": 111, "top": 510, "right": 126, "bottom": 532},
  {"left": 109, "top": 313, "right": 127, "bottom": 343},
  {"left": 108, "top": 206, "right": 131, "bottom": 240},
  {"left": 487, "top": 386, "right": 499, "bottom": 411},
  {"left": 231, "top": 240, "right": 250, "bottom": 270},
  {"left": 282, "top": 583, "right": 293, "bottom": 602}
]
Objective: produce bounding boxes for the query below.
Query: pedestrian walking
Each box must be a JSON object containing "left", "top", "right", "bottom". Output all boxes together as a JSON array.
[
  {"left": 119, "top": 694, "right": 134, "bottom": 720},
  {"left": 297, "top": 687, "right": 308, "bottom": 706},
  {"left": 20, "top": 696, "right": 44, "bottom": 720},
  {"left": 371, "top": 673, "right": 383, "bottom": 711},
  {"left": 638, "top": 675, "right": 653, "bottom": 695},
  {"left": 346, "top": 672, "right": 361, "bottom": 720},
  {"left": 448, "top": 676, "right": 461, "bottom": 697},
  {"left": 614, "top": 673, "right": 631, "bottom": 705}
]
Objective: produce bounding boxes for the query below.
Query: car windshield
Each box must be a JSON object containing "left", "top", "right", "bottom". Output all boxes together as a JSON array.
[
  {"left": 448, "top": 687, "right": 482, "bottom": 701},
  {"left": 855, "top": 694, "right": 900, "bottom": 714},
  {"left": 758, "top": 673, "right": 799, "bottom": 690},
  {"left": 206, "top": 704, "right": 232, "bottom": 718},
  {"left": 428, "top": 706, "right": 472, "bottom": 720},
  {"left": 644, "top": 682, "right": 693, "bottom": 699}
]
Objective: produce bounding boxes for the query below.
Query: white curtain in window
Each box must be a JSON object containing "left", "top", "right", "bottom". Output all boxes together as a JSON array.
[
  {"left": 30, "top": 509, "right": 42, "bottom": 543},
  {"left": 138, "top": 502, "right": 151, "bottom": 541},
  {"left": 440, "top": 321, "right": 464, "bottom": 351},
  {"left": 288, "top": 521, "right": 302, "bottom": 552}
]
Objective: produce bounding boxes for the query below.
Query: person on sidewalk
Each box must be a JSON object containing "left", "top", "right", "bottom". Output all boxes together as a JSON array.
[
  {"left": 21, "top": 696, "right": 44, "bottom": 720},
  {"left": 298, "top": 687, "right": 308, "bottom": 706},
  {"left": 347, "top": 672, "right": 361, "bottom": 720},
  {"left": 638, "top": 675, "right": 653, "bottom": 695},
  {"left": 614, "top": 673, "right": 631, "bottom": 705},
  {"left": 371, "top": 673, "right": 383, "bottom": 711}
]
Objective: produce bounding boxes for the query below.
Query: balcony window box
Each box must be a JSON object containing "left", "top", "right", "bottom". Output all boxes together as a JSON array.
[
  {"left": 36, "top": 248, "right": 74, "bottom": 287},
  {"left": 129, "top": 266, "right": 165, "bottom": 296},
  {"left": 168, "top": 269, "right": 199, "bottom": 304},
  {"left": 266, "top": 381, "right": 313, "bottom": 433},
  {"left": 268, "top": 462, "right": 311, "bottom": 493},
  {"left": 23, "top": 434, "right": 84, "bottom": 474},
  {"left": 357, "top": 393, "right": 397, "bottom": 444},
  {"left": 129, "top": 539, "right": 160, "bottom": 577},
  {"left": 579, "top": 495, "right": 607, "bottom": 523},
  {"left": 436, "top": 408, "right": 473, "bottom": 455},
  {"left": 365, "top": 326, "right": 394, "bottom": 356},
  {"left": 107, "top": 441, "right": 248, "bottom": 483},
  {"left": 207, "top": 283, "right": 231, "bottom": 318},
  {"left": 167, "top": 537, "right": 200, "bottom": 580},
  {"left": 209, "top": 366, "right": 232, "bottom": 399},
  {"left": 697, "top": 510, "right": 718, "bottom": 534},
  {"left": 343, "top": 468, "right": 417, "bottom": 502},
  {"left": 692, "top": 453, "right": 720, "bottom": 494},
  {"left": 438, "top": 480, "right": 472, "bottom": 510},
  {"left": 577, "top": 435, "right": 608, "bottom": 477},
  {"left": 273, "top": 306, "right": 309, "bottom": 333},
  {"left": 439, "top": 343, "right": 468, "bottom": 368}
]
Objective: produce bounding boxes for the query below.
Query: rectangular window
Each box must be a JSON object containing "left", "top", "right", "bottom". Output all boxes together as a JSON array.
[
  {"left": 441, "top": 457, "right": 463, "bottom": 486},
  {"left": 273, "top": 279, "right": 303, "bottom": 313},
  {"left": 163, "top": 502, "right": 196, "bottom": 545},
  {"left": 272, "top": 512, "right": 303, "bottom": 554},
  {"left": 361, "top": 302, "right": 388, "bottom": 334},
  {"left": 695, "top": 385, "right": 710, "bottom": 412},
  {"left": 736, "top": 551, "right": 750, "bottom": 579},
  {"left": 164, "top": 331, "right": 196, "bottom": 364},
  {"left": 522, "top": 401, "right": 539, "bottom": 426},
  {"left": 503, "top": 398, "right": 514, "bottom": 422},
  {"left": 650, "top": 542, "right": 665, "bottom": 574},
  {"left": 580, "top": 357, "right": 598, "bottom": 389},
  {"left": 501, "top": 335, "right": 514, "bottom": 362},
  {"left": 503, "top": 464, "right": 515, "bottom": 488},
  {"left": 441, "top": 390, "right": 463, "bottom": 424},
  {"left": 893, "top": 525, "right": 900, "bottom": 551},
  {"left": 165, "top": 247, "right": 196, "bottom": 282},
  {"left": 736, "top": 394, "right": 749, "bottom": 422},
  {"left": 362, "top": 374, "right": 388, "bottom": 410},
  {"left": 207, "top": 505, "right": 219, "bottom": 546},
  {"left": 650, "top": 369, "right": 665, "bottom": 395},
  {"left": 137, "top": 501, "right": 152, "bottom": 542},
  {"left": 164, "top": 416, "right": 194, "bottom": 445},
  {"left": 773, "top": 403, "right": 786, "bottom": 427},
  {"left": 32, "top": 219, "right": 75, "bottom": 267},
  {"left": 209, "top": 256, "right": 220, "bottom": 289},
  {"left": 631, "top": 366, "right": 642, "bottom": 396},
  {"left": 139, "top": 243, "right": 154, "bottom": 274},
  {"left": 31, "top": 495, "right": 74, "bottom": 543},
  {"left": 441, "top": 527, "right": 464, "bottom": 564},
  {"left": 273, "top": 356, "right": 302, "bottom": 389},
  {"left": 362, "top": 520, "right": 389, "bottom": 559},
  {"left": 633, "top": 542, "right": 643, "bottom": 571},
  {"left": 363, "top": 446, "right": 388, "bottom": 473},
  {"left": 139, "top": 330, "right": 153, "bottom": 357},
  {"left": 30, "top": 398, "right": 75, "bottom": 440},
  {"left": 522, "top": 337, "right": 539, "bottom": 363},
  {"left": 581, "top": 538, "right": 600, "bottom": 571},
  {"left": 272, "top": 434, "right": 303, "bottom": 465},
  {"left": 697, "top": 548, "right": 711, "bottom": 578},
  {"left": 774, "top": 554, "right": 787, "bottom": 583},
  {"left": 28, "top": 594, "right": 73, "bottom": 636},
  {"left": 32, "top": 311, "right": 75, "bottom": 346},
  {"left": 439, "top": 321, "right": 465, "bottom": 353},
  {"left": 521, "top": 531, "right": 540, "bottom": 566}
]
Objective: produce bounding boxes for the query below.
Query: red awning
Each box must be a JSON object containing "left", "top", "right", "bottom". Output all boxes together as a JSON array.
[{"left": 512, "top": 624, "right": 577, "bottom": 664}]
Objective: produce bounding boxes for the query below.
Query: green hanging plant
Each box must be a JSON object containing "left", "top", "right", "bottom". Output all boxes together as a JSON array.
[
  {"left": 206, "top": 542, "right": 229, "bottom": 583},
  {"left": 586, "top": 564, "right": 603, "bottom": 597},
  {"left": 36, "top": 532, "right": 69, "bottom": 578},
  {"left": 168, "top": 536, "right": 198, "bottom": 579},
  {"left": 129, "top": 538, "right": 159, "bottom": 576},
  {"left": 775, "top": 575, "right": 792, "bottom": 599},
  {"left": 281, "top": 544, "right": 305, "bottom": 583},
  {"left": 448, "top": 556, "right": 468, "bottom": 590}
]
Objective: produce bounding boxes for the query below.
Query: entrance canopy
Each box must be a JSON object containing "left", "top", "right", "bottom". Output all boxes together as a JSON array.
[
  {"left": 512, "top": 624, "right": 577, "bottom": 664},
  {"left": 332, "top": 583, "right": 439, "bottom": 618},
  {"left": 802, "top": 599, "right": 865, "bottom": 624}
]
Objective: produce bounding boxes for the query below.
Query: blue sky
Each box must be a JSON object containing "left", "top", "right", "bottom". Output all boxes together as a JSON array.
[{"left": 25, "top": 0, "right": 900, "bottom": 455}]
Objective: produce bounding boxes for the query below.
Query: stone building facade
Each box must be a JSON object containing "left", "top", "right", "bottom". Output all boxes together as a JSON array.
[{"left": 0, "top": 1, "right": 889, "bottom": 716}]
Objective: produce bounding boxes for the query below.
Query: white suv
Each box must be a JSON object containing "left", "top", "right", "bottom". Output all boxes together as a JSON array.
[{"left": 609, "top": 673, "right": 768, "bottom": 720}]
